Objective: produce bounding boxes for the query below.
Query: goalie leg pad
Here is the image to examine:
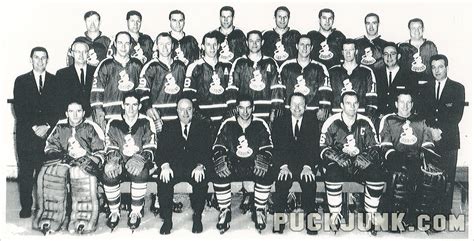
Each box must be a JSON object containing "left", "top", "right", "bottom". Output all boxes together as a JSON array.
[
  {"left": 389, "top": 170, "right": 411, "bottom": 212},
  {"left": 416, "top": 168, "right": 447, "bottom": 215},
  {"left": 68, "top": 166, "right": 99, "bottom": 234},
  {"left": 33, "top": 163, "right": 69, "bottom": 233}
]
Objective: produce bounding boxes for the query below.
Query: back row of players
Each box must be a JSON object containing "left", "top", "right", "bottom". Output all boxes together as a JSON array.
[{"left": 17, "top": 5, "right": 464, "bottom": 237}]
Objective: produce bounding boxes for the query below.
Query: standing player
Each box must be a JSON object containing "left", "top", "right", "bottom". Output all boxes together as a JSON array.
[
  {"left": 262, "top": 6, "right": 301, "bottom": 66},
  {"left": 126, "top": 10, "right": 154, "bottom": 64},
  {"left": 355, "top": 13, "right": 388, "bottom": 71},
  {"left": 215, "top": 6, "right": 248, "bottom": 63},
  {"left": 167, "top": 10, "right": 200, "bottom": 66},
  {"left": 307, "top": 8, "right": 346, "bottom": 69}
]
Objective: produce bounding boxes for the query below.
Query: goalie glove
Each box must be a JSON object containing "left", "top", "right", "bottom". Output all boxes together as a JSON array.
[
  {"left": 213, "top": 148, "right": 231, "bottom": 178},
  {"left": 355, "top": 147, "right": 380, "bottom": 170},
  {"left": 73, "top": 155, "right": 102, "bottom": 177},
  {"left": 104, "top": 151, "right": 122, "bottom": 178},
  {"left": 255, "top": 153, "right": 271, "bottom": 175},
  {"left": 322, "top": 147, "right": 352, "bottom": 168}
]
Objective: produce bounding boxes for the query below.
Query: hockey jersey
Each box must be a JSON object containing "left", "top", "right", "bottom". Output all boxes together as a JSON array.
[
  {"left": 262, "top": 29, "right": 301, "bottom": 65},
  {"left": 398, "top": 39, "right": 438, "bottom": 85},
  {"left": 170, "top": 33, "right": 200, "bottom": 66},
  {"left": 307, "top": 29, "right": 346, "bottom": 69},
  {"left": 215, "top": 27, "right": 248, "bottom": 63},
  {"left": 67, "top": 32, "right": 112, "bottom": 67},
  {"left": 355, "top": 35, "right": 388, "bottom": 71},
  {"left": 130, "top": 32, "right": 154, "bottom": 64}
]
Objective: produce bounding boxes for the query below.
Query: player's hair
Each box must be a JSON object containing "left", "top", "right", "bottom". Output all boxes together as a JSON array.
[
  {"left": 341, "top": 90, "right": 358, "bottom": 101},
  {"left": 169, "top": 10, "right": 185, "bottom": 20},
  {"left": 122, "top": 91, "right": 141, "bottom": 104},
  {"left": 364, "top": 13, "right": 379, "bottom": 23},
  {"left": 318, "top": 8, "right": 335, "bottom": 19},
  {"left": 220, "top": 6, "right": 235, "bottom": 17},
  {"left": 274, "top": 6, "right": 290, "bottom": 18},
  {"left": 30, "top": 46, "right": 49, "bottom": 58},
  {"left": 114, "top": 31, "right": 132, "bottom": 44},
  {"left": 246, "top": 30, "right": 262, "bottom": 40},
  {"left": 430, "top": 54, "right": 449, "bottom": 67},
  {"left": 297, "top": 34, "right": 312, "bottom": 46},
  {"left": 408, "top": 18, "right": 424, "bottom": 29},
  {"left": 342, "top": 38, "right": 357, "bottom": 48},
  {"left": 202, "top": 30, "right": 221, "bottom": 45},
  {"left": 66, "top": 98, "right": 85, "bottom": 110},
  {"left": 84, "top": 10, "right": 101, "bottom": 21},
  {"left": 383, "top": 42, "right": 399, "bottom": 54},
  {"left": 236, "top": 94, "right": 254, "bottom": 107},
  {"left": 396, "top": 88, "right": 414, "bottom": 100},
  {"left": 289, "top": 92, "right": 307, "bottom": 105},
  {"left": 126, "top": 10, "right": 142, "bottom": 21}
]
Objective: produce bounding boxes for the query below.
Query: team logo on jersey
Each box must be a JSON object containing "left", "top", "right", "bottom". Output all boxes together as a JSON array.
[
  {"left": 341, "top": 79, "right": 354, "bottom": 94},
  {"left": 174, "top": 45, "right": 189, "bottom": 66},
  {"left": 342, "top": 134, "right": 360, "bottom": 156},
  {"left": 132, "top": 44, "right": 147, "bottom": 64},
  {"left": 361, "top": 47, "right": 376, "bottom": 65},
  {"left": 122, "top": 134, "right": 140, "bottom": 157},
  {"left": 400, "top": 120, "right": 417, "bottom": 145},
  {"left": 209, "top": 71, "right": 224, "bottom": 95},
  {"left": 411, "top": 52, "right": 426, "bottom": 72},
  {"left": 319, "top": 40, "right": 334, "bottom": 60},
  {"left": 87, "top": 48, "right": 99, "bottom": 66},
  {"left": 249, "top": 69, "right": 265, "bottom": 91},
  {"left": 219, "top": 38, "right": 234, "bottom": 63},
  {"left": 118, "top": 70, "right": 134, "bottom": 91},
  {"left": 294, "top": 75, "right": 310, "bottom": 95},
  {"left": 67, "top": 129, "right": 87, "bottom": 159},
  {"left": 164, "top": 72, "right": 180, "bottom": 95},
  {"left": 274, "top": 40, "right": 289, "bottom": 61},
  {"left": 236, "top": 135, "right": 253, "bottom": 158}
]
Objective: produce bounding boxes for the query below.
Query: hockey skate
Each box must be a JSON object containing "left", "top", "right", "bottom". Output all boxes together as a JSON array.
[
  {"left": 329, "top": 213, "right": 343, "bottom": 234},
  {"left": 76, "top": 224, "right": 85, "bottom": 234},
  {"left": 216, "top": 207, "right": 231, "bottom": 234},
  {"left": 366, "top": 213, "right": 378, "bottom": 236},
  {"left": 254, "top": 208, "right": 267, "bottom": 233},
  {"left": 239, "top": 188, "right": 253, "bottom": 214},
  {"left": 127, "top": 209, "right": 144, "bottom": 233},
  {"left": 150, "top": 194, "right": 183, "bottom": 215},
  {"left": 40, "top": 223, "right": 51, "bottom": 236},
  {"left": 106, "top": 211, "right": 120, "bottom": 232}
]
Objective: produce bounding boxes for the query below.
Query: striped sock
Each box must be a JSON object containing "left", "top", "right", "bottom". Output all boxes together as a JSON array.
[
  {"left": 214, "top": 183, "right": 231, "bottom": 210},
  {"left": 254, "top": 183, "right": 271, "bottom": 210},
  {"left": 325, "top": 181, "right": 343, "bottom": 214},
  {"left": 364, "top": 181, "right": 385, "bottom": 214},
  {"left": 131, "top": 182, "right": 147, "bottom": 214},
  {"left": 104, "top": 184, "right": 121, "bottom": 213}
]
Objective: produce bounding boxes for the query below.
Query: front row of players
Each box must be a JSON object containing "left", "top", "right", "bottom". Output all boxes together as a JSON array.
[{"left": 33, "top": 89, "right": 446, "bottom": 235}]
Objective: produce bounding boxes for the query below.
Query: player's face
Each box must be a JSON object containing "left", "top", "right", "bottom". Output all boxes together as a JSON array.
[
  {"left": 85, "top": 14, "right": 100, "bottom": 32},
  {"left": 247, "top": 33, "right": 262, "bottom": 54},
  {"left": 365, "top": 16, "right": 379, "bottom": 37},
  {"left": 72, "top": 43, "right": 89, "bottom": 66},
  {"left": 170, "top": 13, "right": 185, "bottom": 32},
  {"left": 409, "top": 21, "right": 424, "bottom": 40},
  {"left": 341, "top": 95, "right": 359, "bottom": 117},
  {"left": 319, "top": 12, "right": 334, "bottom": 31},
  {"left": 115, "top": 33, "right": 131, "bottom": 58},
  {"left": 297, "top": 37, "right": 312, "bottom": 58},
  {"left": 177, "top": 99, "right": 193, "bottom": 124},
  {"left": 66, "top": 103, "right": 85, "bottom": 126},
  {"left": 431, "top": 59, "right": 448, "bottom": 81},
  {"left": 203, "top": 37, "right": 218, "bottom": 58},
  {"left": 122, "top": 96, "right": 140, "bottom": 118},
  {"left": 30, "top": 51, "right": 48, "bottom": 73},
  {"left": 157, "top": 36, "right": 173, "bottom": 58},
  {"left": 289, "top": 95, "right": 306, "bottom": 119},
  {"left": 395, "top": 94, "right": 413, "bottom": 118},
  {"left": 342, "top": 43, "right": 356, "bottom": 62},
  {"left": 383, "top": 46, "right": 398, "bottom": 68},
  {"left": 127, "top": 15, "right": 142, "bottom": 34},
  {"left": 275, "top": 10, "right": 289, "bottom": 29},
  {"left": 237, "top": 101, "right": 254, "bottom": 121},
  {"left": 220, "top": 10, "right": 234, "bottom": 29}
]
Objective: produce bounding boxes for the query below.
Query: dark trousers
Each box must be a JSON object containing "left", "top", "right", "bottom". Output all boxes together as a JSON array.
[
  {"left": 274, "top": 167, "right": 316, "bottom": 213},
  {"left": 437, "top": 149, "right": 458, "bottom": 214},
  {"left": 17, "top": 152, "right": 44, "bottom": 211}
]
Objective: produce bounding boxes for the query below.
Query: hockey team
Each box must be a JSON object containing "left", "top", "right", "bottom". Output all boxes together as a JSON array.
[{"left": 13, "top": 6, "right": 465, "bottom": 236}]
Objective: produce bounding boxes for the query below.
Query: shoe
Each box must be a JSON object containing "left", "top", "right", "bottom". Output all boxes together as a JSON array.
[
  {"left": 160, "top": 219, "right": 173, "bottom": 235},
  {"left": 216, "top": 207, "right": 231, "bottom": 234},
  {"left": 19, "top": 209, "right": 32, "bottom": 218},
  {"left": 150, "top": 194, "right": 160, "bottom": 216},
  {"left": 192, "top": 214, "right": 203, "bottom": 233},
  {"left": 106, "top": 211, "right": 121, "bottom": 231}
]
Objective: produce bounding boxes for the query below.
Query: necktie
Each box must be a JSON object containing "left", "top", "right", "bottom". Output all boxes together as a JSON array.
[
  {"left": 39, "top": 75, "right": 43, "bottom": 94},
  {"left": 294, "top": 120, "right": 300, "bottom": 140},
  {"left": 436, "top": 82, "right": 441, "bottom": 100},
  {"left": 388, "top": 71, "right": 392, "bottom": 87},
  {"left": 183, "top": 124, "right": 188, "bottom": 139},
  {"left": 80, "top": 68, "right": 85, "bottom": 88}
]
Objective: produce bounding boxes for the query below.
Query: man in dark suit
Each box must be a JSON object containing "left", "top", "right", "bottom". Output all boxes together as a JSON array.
[
  {"left": 375, "top": 42, "right": 416, "bottom": 117},
  {"left": 419, "top": 54, "right": 465, "bottom": 215},
  {"left": 156, "top": 95, "right": 212, "bottom": 234},
  {"left": 56, "top": 39, "right": 96, "bottom": 118},
  {"left": 271, "top": 92, "right": 320, "bottom": 234},
  {"left": 13, "top": 47, "right": 61, "bottom": 218}
]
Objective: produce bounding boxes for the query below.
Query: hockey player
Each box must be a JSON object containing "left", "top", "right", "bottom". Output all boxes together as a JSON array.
[
  {"left": 166, "top": 10, "right": 200, "bottom": 66},
  {"left": 279, "top": 34, "right": 331, "bottom": 122},
  {"left": 215, "top": 6, "right": 248, "bottom": 63},
  {"left": 329, "top": 39, "right": 378, "bottom": 121},
  {"left": 67, "top": 11, "right": 111, "bottom": 67},
  {"left": 320, "top": 91, "right": 384, "bottom": 235},
  {"left": 355, "top": 13, "right": 388, "bottom": 71},
  {"left": 307, "top": 8, "right": 346, "bottom": 69},
  {"left": 184, "top": 30, "right": 233, "bottom": 135},
  {"left": 126, "top": 10, "right": 154, "bottom": 64},
  {"left": 213, "top": 94, "right": 274, "bottom": 233},
  {"left": 90, "top": 31, "right": 143, "bottom": 131},
  {"left": 102, "top": 91, "right": 156, "bottom": 232},
  {"left": 33, "top": 100, "right": 104, "bottom": 235},
  {"left": 379, "top": 90, "right": 435, "bottom": 231},
  {"left": 262, "top": 6, "right": 301, "bottom": 66},
  {"left": 227, "top": 30, "right": 284, "bottom": 124}
]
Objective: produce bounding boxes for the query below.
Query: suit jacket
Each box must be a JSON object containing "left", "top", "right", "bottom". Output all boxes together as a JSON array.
[
  {"left": 375, "top": 66, "right": 417, "bottom": 115},
  {"left": 55, "top": 64, "right": 96, "bottom": 117},
  {"left": 156, "top": 117, "right": 212, "bottom": 172},
  {"left": 419, "top": 78, "right": 465, "bottom": 150},
  {"left": 271, "top": 111, "right": 321, "bottom": 172},
  {"left": 13, "top": 71, "right": 61, "bottom": 155}
]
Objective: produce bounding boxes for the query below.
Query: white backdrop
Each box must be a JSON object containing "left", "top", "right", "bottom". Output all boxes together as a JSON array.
[{"left": 1, "top": 0, "right": 472, "bottom": 177}]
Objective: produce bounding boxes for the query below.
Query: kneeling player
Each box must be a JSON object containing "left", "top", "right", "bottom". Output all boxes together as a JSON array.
[
  {"left": 102, "top": 91, "right": 156, "bottom": 232},
  {"left": 320, "top": 91, "right": 384, "bottom": 235},
  {"left": 213, "top": 94, "right": 274, "bottom": 233},
  {"left": 33, "top": 100, "right": 105, "bottom": 235}
]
